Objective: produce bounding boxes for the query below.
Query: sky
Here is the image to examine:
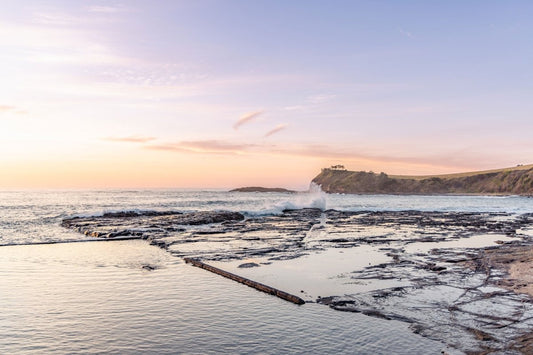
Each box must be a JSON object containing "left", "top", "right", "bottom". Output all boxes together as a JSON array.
[{"left": 1, "top": 0, "right": 532, "bottom": 189}]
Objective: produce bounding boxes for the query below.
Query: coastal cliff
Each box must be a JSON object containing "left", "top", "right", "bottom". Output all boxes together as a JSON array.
[{"left": 312, "top": 165, "right": 533, "bottom": 195}]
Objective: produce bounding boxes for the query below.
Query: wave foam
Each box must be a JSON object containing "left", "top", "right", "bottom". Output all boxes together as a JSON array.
[{"left": 243, "top": 182, "right": 327, "bottom": 216}]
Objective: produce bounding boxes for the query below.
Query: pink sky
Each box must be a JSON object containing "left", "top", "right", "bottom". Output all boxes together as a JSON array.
[{"left": 1, "top": 1, "right": 532, "bottom": 189}]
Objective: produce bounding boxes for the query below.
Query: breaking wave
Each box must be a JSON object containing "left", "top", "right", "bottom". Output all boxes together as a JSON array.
[{"left": 243, "top": 183, "right": 327, "bottom": 216}]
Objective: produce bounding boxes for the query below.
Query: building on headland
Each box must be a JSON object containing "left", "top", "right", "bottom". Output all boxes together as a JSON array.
[
  {"left": 321, "top": 165, "right": 347, "bottom": 173},
  {"left": 329, "top": 165, "right": 347, "bottom": 171}
]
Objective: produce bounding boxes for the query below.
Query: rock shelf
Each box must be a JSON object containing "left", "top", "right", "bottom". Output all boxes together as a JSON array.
[{"left": 62, "top": 209, "right": 533, "bottom": 354}]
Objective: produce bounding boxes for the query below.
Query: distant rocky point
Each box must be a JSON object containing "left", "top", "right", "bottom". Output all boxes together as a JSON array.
[
  {"left": 313, "top": 164, "right": 533, "bottom": 195},
  {"left": 230, "top": 186, "right": 296, "bottom": 193}
]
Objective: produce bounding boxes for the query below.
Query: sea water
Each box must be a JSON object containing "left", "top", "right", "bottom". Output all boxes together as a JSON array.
[
  {"left": 1, "top": 189, "right": 532, "bottom": 354},
  {"left": 1, "top": 188, "right": 531, "bottom": 246},
  {"left": 0, "top": 240, "right": 446, "bottom": 354}
]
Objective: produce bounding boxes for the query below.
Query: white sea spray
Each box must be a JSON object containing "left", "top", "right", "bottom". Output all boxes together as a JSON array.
[
  {"left": 1, "top": 190, "right": 532, "bottom": 245},
  {"left": 242, "top": 182, "right": 326, "bottom": 216}
]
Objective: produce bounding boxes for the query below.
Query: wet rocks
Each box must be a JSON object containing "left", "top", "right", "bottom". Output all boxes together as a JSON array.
[
  {"left": 101, "top": 211, "right": 182, "bottom": 218},
  {"left": 61, "top": 209, "right": 324, "bottom": 261},
  {"left": 317, "top": 238, "right": 533, "bottom": 352},
  {"left": 141, "top": 264, "right": 158, "bottom": 271},
  {"left": 176, "top": 211, "right": 245, "bottom": 225},
  {"left": 319, "top": 281, "right": 533, "bottom": 354},
  {"left": 62, "top": 211, "right": 245, "bottom": 241},
  {"left": 238, "top": 262, "right": 260, "bottom": 268},
  {"left": 61, "top": 208, "right": 533, "bottom": 354}
]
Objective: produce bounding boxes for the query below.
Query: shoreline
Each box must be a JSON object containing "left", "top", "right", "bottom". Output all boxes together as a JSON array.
[
  {"left": 60, "top": 208, "right": 533, "bottom": 354},
  {"left": 1, "top": 239, "right": 446, "bottom": 354},
  {"left": 481, "top": 244, "right": 533, "bottom": 298}
]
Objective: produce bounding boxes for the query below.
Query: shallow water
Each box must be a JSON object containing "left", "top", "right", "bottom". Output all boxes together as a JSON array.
[
  {"left": 403, "top": 233, "right": 518, "bottom": 254},
  {"left": 211, "top": 246, "right": 399, "bottom": 300},
  {"left": 1, "top": 189, "right": 532, "bottom": 354},
  {"left": 1, "top": 189, "right": 532, "bottom": 245},
  {"left": 0, "top": 240, "right": 447, "bottom": 354}
]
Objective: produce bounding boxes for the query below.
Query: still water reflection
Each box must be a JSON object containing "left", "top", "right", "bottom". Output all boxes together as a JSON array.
[{"left": 0, "top": 240, "right": 447, "bottom": 354}]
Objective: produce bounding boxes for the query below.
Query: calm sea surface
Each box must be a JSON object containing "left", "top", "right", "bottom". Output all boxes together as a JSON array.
[{"left": 1, "top": 190, "right": 532, "bottom": 354}]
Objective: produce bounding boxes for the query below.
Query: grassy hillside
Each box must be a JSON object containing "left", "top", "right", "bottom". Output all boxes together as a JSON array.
[
  {"left": 312, "top": 165, "right": 533, "bottom": 195},
  {"left": 390, "top": 163, "right": 533, "bottom": 180}
]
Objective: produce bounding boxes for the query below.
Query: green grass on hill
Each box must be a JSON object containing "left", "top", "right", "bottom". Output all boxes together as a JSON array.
[
  {"left": 389, "top": 164, "right": 533, "bottom": 180},
  {"left": 313, "top": 164, "right": 533, "bottom": 195}
]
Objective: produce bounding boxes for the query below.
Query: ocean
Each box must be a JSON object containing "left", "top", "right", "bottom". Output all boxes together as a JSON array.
[
  {"left": 1, "top": 189, "right": 532, "bottom": 354},
  {"left": 2, "top": 188, "right": 531, "bottom": 246}
]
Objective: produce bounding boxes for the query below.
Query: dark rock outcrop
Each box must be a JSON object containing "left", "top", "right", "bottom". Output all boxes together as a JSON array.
[{"left": 61, "top": 210, "right": 245, "bottom": 241}]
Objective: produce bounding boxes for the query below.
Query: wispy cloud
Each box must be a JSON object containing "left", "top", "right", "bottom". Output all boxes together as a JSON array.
[
  {"left": 0, "top": 105, "right": 26, "bottom": 115},
  {"left": 307, "top": 94, "right": 336, "bottom": 104},
  {"left": 233, "top": 111, "right": 263, "bottom": 130},
  {"left": 270, "top": 143, "right": 488, "bottom": 170},
  {"left": 32, "top": 4, "right": 129, "bottom": 26},
  {"left": 32, "top": 12, "right": 83, "bottom": 26},
  {"left": 264, "top": 124, "right": 288, "bottom": 137},
  {"left": 280, "top": 94, "right": 336, "bottom": 113},
  {"left": 145, "top": 140, "right": 255, "bottom": 154},
  {"left": 87, "top": 5, "right": 128, "bottom": 14},
  {"left": 0, "top": 105, "right": 16, "bottom": 112},
  {"left": 141, "top": 136, "right": 494, "bottom": 171},
  {"left": 270, "top": 144, "right": 358, "bottom": 160},
  {"left": 399, "top": 28, "right": 414, "bottom": 38},
  {"left": 103, "top": 136, "right": 156, "bottom": 143},
  {"left": 144, "top": 139, "right": 410, "bottom": 164},
  {"left": 0, "top": 20, "right": 133, "bottom": 67},
  {"left": 283, "top": 105, "right": 305, "bottom": 111}
]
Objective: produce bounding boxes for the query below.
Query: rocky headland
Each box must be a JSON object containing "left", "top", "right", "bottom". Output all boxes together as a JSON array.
[{"left": 313, "top": 164, "right": 533, "bottom": 195}]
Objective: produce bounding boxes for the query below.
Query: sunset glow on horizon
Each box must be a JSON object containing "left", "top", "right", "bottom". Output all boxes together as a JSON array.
[{"left": 1, "top": 1, "right": 532, "bottom": 189}]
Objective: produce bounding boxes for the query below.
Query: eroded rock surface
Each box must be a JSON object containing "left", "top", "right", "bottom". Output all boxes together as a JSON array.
[
  {"left": 62, "top": 210, "right": 244, "bottom": 240},
  {"left": 62, "top": 209, "right": 324, "bottom": 260},
  {"left": 62, "top": 209, "right": 533, "bottom": 354}
]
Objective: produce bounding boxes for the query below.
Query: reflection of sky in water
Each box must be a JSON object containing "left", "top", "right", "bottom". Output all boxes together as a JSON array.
[
  {"left": 213, "top": 246, "right": 398, "bottom": 299},
  {"left": 0, "top": 190, "right": 530, "bottom": 354},
  {"left": 404, "top": 234, "right": 519, "bottom": 254},
  {"left": 0, "top": 240, "right": 445, "bottom": 354}
]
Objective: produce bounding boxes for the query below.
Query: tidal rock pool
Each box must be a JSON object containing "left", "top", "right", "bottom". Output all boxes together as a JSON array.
[{"left": 62, "top": 209, "right": 533, "bottom": 354}]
